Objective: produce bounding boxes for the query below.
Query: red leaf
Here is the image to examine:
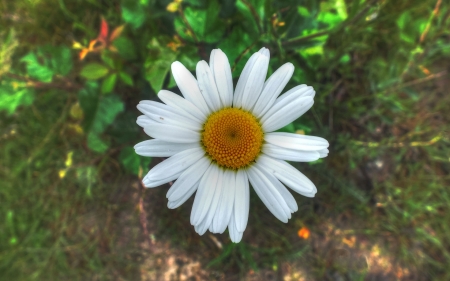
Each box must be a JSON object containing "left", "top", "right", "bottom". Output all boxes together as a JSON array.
[{"left": 98, "top": 17, "right": 109, "bottom": 42}]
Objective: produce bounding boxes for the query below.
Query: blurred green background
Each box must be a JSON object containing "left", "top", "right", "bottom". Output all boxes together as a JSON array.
[{"left": 1, "top": 0, "right": 449, "bottom": 280}]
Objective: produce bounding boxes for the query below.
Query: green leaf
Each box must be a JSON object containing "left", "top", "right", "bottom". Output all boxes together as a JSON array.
[
  {"left": 50, "top": 46, "right": 73, "bottom": 76},
  {"left": 121, "top": 0, "right": 147, "bottom": 29},
  {"left": 101, "top": 53, "right": 115, "bottom": 69},
  {"left": 87, "top": 133, "right": 109, "bottom": 153},
  {"left": 339, "top": 54, "right": 350, "bottom": 63},
  {"left": 108, "top": 111, "right": 140, "bottom": 144},
  {"left": 78, "top": 82, "right": 101, "bottom": 132},
  {"left": 396, "top": 12, "right": 410, "bottom": 30},
  {"left": 90, "top": 95, "right": 124, "bottom": 135},
  {"left": 78, "top": 82, "right": 124, "bottom": 153},
  {"left": 175, "top": 0, "right": 225, "bottom": 43},
  {"left": 119, "top": 72, "right": 133, "bottom": 86},
  {"left": 0, "top": 81, "right": 34, "bottom": 115},
  {"left": 297, "top": 6, "right": 310, "bottom": 17},
  {"left": 21, "top": 52, "right": 54, "bottom": 82},
  {"left": 318, "top": 0, "right": 347, "bottom": 27},
  {"left": 145, "top": 37, "right": 178, "bottom": 93},
  {"left": 145, "top": 61, "right": 172, "bottom": 93},
  {"left": 335, "top": 0, "right": 348, "bottom": 20},
  {"left": 119, "top": 146, "right": 151, "bottom": 176},
  {"left": 20, "top": 46, "right": 73, "bottom": 82},
  {"left": 101, "top": 73, "right": 117, "bottom": 94},
  {"left": 300, "top": 45, "right": 325, "bottom": 56},
  {"left": 80, "top": 63, "right": 110, "bottom": 80},
  {"left": 235, "top": 0, "right": 260, "bottom": 37},
  {"left": 113, "top": 37, "right": 137, "bottom": 60}
]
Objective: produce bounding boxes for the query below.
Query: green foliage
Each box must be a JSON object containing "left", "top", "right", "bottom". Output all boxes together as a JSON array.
[
  {"left": 80, "top": 63, "right": 110, "bottom": 80},
  {"left": 21, "top": 45, "right": 73, "bottom": 82},
  {"left": 119, "top": 71, "right": 133, "bottom": 86},
  {"left": 235, "top": 0, "right": 262, "bottom": 36},
  {"left": 121, "top": 0, "right": 148, "bottom": 29},
  {"left": 318, "top": 0, "right": 348, "bottom": 26},
  {"left": 101, "top": 73, "right": 117, "bottom": 94},
  {"left": 0, "top": 80, "right": 34, "bottom": 115},
  {"left": 113, "top": 37, "right": 137, "bottom": 60},
  {"left": 119, "top": 146, "right": 151, "bottom": 176},
  {"left": 175, "top": 0, "right": 225, "bottom": 43},
  {"left": 145, "top": 37, "right": 178, "bottom": 93},
  {"left": 396, "top": 11, "right": 428, "bottom": 44},
  {"left": 78, "top": 82, "right": 124, "bottom": 153}
]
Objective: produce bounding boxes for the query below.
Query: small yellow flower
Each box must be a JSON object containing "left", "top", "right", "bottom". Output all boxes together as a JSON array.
[
  {"left": 166, "top": 0, "right": 181, "bottom": 13},
  {"left": 59, "top": 170, "right": 67, "bottom": 179}
]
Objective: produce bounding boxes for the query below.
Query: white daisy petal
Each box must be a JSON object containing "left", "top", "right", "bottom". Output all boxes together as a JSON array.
[
  {"left": 255, "top": 162, "right": 298, "bottom": 213},
  {"left": 143, "top": 123, "right": 200, "bottom": 143},
  {"left": 194, "top": 216, "right": 209, "bottom": 235},
  {"left": 158, "top": 90, "right": 206, "bottom": 123},
  {"left": 138, "top": 100, "right": 201, "bottom": 131},
  {"left": 210, "top": 49, "right": 233, "bottom": 107},
  {"left": 261, "top": 85, "right": 314, "bottom": 121},
  {"left": 196, "top": 60, "right": 222, "bottom": 112},
  {"left": 234, "top": 169, "right": 249, "bottom": 232},
  {"left": 171, "top": 61, "right": 210, "bottom": 115},
  {"left": 262, "top": 143, "right": 321, "bottom": 162},
  {"left": 212, "top": 169, "right": 236, "bottom": 234},
  {"left": 318, "top": 148, "right": 329, "bottom": 158},
  {"left": 239, "top": 50, "right": 270, "bottom": 111},
  {"left": 168, "top": 181, "right": 199, "bottom": 209},
  {"left": 198, "top": 168, "right": 224, "bottom": 232},
  {"left": 247, "top": 166, "right": 291, "bottom": 222},
  {"left": 288, "top": 84, "right": 316, "bottom": 98},
  {"left": 253, "top": 63, "right": 295, "bottom": 118},
  {"left": 232, "top": 52, "right": 260, "bottom": 108},
  {"left": 143, "top": 172, "right": 182, "bottom": 189},
  {"left": 136, "top": 115, "right": 157, "bottom": 127},
  {"left": 264, "top": 132, "right": 329, "bottom": 151},
  {"left": 139, "top": 99, "right": 201, "bottom": 119},
  {"left": 166, "top": 156, "right": 211, "bottom": 202},
  {"left": 134, "top": 139, "right": 199, "bottom": 157},
  {"left": 256, "top": 154, "right": 317, "bottom": 197},
  {"left": 228, "top": 209, "right": 243, "bottom": 243},
  {"left": 190, "top": 165, "right": 219, "bottom": 225},
  {"left": 142, "top": 147, "right": 205, "bottom": 188},
  {"left": 258, "top": 46, "right": 270, "bottom": 56},
  {"left": 261, "top": 96, "right": 314, "bottom": 132}
]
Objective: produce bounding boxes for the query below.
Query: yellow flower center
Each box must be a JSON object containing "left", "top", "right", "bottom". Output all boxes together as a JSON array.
[{"left": 202, "top": 108, "right": 264, "bottom": 169}]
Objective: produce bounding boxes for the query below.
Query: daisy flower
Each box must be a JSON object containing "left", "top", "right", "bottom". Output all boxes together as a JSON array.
[{"left": 135, "top": 47, "right": 329, "bottom": 242}]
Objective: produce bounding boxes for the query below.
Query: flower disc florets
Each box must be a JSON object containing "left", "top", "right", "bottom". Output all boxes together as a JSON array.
[{"left": 202, "top": 108, "right": 263, "bottom": 169}]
